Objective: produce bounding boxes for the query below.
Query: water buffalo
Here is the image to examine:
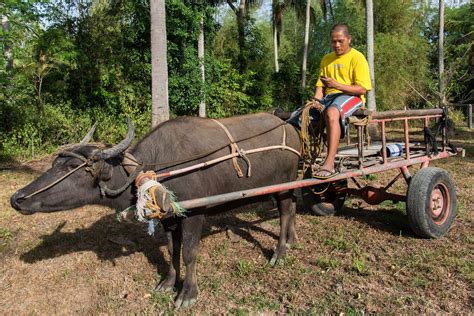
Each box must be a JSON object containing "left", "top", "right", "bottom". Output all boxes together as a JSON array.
[{"left": 10, "top": 113, "right": 300, "bottom": 308}]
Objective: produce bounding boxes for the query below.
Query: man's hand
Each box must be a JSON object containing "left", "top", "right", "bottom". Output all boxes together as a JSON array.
[
  {"left": 320, "top": 76, "right": 338, "bottom": 89},
  {"left": 310, "top": 99, "right": 324, "bottom": 111},
  {"left": 320, "top": 76, "right": 367, "bottom": 96}
]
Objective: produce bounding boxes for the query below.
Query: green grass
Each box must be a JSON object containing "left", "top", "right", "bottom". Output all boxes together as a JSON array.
[
  {"left": 457, "top": 201, "right": 466, "bottom": 216},
  {"left": 236, "top": 293, "right": 279, "bottom": 311},
  {"left": 411, "top": 275, "right": 430, "bottom": 288},
  {"left": 379, "top": 200, "right": 406, "bottom": 213},
  {"left": 0, "top": 227, "right": 13, "bottom": 251},
  {"left": 277, "top": 255, "right": 298, "bottom": 268},
  {"left": 229, "top": 307, "right": 249, "bottom": 315},
  {"left": 352, "top": 256, "right": 369, "bottom": 276},
  {"left": 268, "top": 218, "right": 280, "bottom": 227},
  {"left": 212, "top": 240, "right": 229, "bottom": 257},
  {"left": 150, "top": 291, "right": 175, "bottom": 310},
  {"left": 365, "top": 174, "right": 378, "bottom": 181},
  {"left": 234, "top": 259, "right": 268, "bottom": 277},
  {"left": 309, "top": 217, "right": 321, "bottom": 225},
  {"left": 0, "top": 227, "right": 13, "bottom": 242},
  {"left": 201, "top": 277, "right": 223, "bottom": 293},
  {"left": 314, "top": 256, "right": 341, "bottom": 270},
  {"left": 290, "top": 242, "right": 304, "bottom": 250},
  {"left": 324, "top": 235, "right": 349, "bottom": 251},
  {"left": 457, "top": 259, "right": 474, "bottom": 283}
]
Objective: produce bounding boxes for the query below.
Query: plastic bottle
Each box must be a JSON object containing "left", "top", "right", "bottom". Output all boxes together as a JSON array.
[{"left": 382, "top": 143, "right": 404, "bottom": 157}]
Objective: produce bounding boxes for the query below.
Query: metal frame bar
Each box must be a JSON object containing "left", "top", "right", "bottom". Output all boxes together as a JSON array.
[{"left": 178, "top": 151, "right": 453, "bottom": 210}]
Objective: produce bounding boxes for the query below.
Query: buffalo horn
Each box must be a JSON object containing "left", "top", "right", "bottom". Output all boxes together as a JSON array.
[
  {"left": 94, "top": 119, "right": 135, "bottom": 160},
  {"left": 79, "top": 122, "right": 97, "bottom": 145}
]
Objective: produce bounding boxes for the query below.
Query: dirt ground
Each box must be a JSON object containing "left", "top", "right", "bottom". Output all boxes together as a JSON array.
[{"left": 1, "top": 127, "right": 473, "bottom": 314}]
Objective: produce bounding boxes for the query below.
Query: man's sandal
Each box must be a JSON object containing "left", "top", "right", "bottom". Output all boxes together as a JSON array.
[{"left": 313, "top": 168, "right": 339, "bottom": 179}]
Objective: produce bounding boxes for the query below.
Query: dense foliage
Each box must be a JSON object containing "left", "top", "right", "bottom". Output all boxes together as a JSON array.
[{"left": 0, "top": 0, "right": 471, "bottom": 160}]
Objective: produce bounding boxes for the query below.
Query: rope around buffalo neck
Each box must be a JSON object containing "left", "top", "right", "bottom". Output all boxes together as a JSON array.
[{"left": 117, "top": 174, "right": 186, "bottom": 235}]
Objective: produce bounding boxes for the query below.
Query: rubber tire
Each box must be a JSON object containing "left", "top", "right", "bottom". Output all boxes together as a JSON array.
[
  {"left": 302, "top": 180, "right": 347, "bottom": 216},
  {"left": 406, "top": 167, "right": 457, "bottom": 238}
]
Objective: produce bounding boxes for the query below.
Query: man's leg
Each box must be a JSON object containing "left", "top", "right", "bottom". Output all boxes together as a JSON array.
[
  {"left": 315, "top": 95, "right": 363, "bottom": 177},
  {"left": 316, "top": 107, "right": 340, "bottom": 175}
]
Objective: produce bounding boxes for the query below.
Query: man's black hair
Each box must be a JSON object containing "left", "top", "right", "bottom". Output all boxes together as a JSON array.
[{"left": 331, "top": 23, "right": 350, "bottom": 37}]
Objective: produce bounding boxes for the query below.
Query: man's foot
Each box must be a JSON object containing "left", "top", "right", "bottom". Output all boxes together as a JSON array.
[{"left": 314, "top": 166, "right": 338, "bottom": 178}]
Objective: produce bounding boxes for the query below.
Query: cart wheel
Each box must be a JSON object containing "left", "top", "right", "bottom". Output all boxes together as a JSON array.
[
  {"left": 302, "top": 180, "right": 347, "bottom": 216},
  {"left": 407, "top": 167, "right": 457, "bottom": 238}
]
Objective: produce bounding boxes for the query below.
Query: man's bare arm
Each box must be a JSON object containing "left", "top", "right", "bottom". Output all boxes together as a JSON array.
[
  {"left": 314, "top": 86, "right": 324, "bottom": 100},
  {"left": 321, "top": 77, "right": 367, "bottom": 96}
]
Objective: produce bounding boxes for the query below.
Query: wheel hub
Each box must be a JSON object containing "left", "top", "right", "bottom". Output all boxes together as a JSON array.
[{"left": 429, "top": 183, "right": 450, "bottom": 225}]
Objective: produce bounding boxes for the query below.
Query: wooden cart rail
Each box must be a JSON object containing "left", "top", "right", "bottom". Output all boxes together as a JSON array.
[{"left": 350, "top": 108, "right": 445, "bottom": 165}]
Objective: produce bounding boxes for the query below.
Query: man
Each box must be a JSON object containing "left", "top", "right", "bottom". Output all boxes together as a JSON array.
[{"left": 312, "top": 23, "right": 372, "bottom": 177}]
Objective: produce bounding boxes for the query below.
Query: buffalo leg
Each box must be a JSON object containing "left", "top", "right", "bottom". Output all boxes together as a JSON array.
[
  {"left": 270, "top": 190, "right": 293, "bottom": 266},
  {"left": 286, "top": 194, "right": 297, "bottom": 245},
  {"left": 175, "top": 214, "right": 204, "bottom": 309},
  {"left": 156, "top": 226, "right": 181, "bottom": 292}
]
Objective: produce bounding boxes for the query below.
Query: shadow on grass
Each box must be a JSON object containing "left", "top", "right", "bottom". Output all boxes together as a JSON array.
[
  {"left": 20, "top": 201, "right": 282, "bottom": 271},
  {"left": 20, "top": 214, "right": 169, "bottom": 273},
  {"left": 204, "top": 209, "right": 279, "bottom": 260},
  {"left": 335, "top": 205, "right": 417, "bottom": 238}
]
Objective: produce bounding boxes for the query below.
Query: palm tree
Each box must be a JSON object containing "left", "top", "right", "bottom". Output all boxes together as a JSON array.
[
  {"left": 196, "top": 0, "right": 222, "bottom": 117},
  {"left": 225, "top": 0, "right": 250, "bottom": 73},
  {"left": 226, "top": 0, "right": 266, "bottom": 73},
  {"left": 198, "top": 16, "right": 206, "bottom": 117},
  {"left": 150, "top": 0, "right": 169, "bottom": 127},
  {"left": 272, "top": 0, "right": 283, "bottom": 72},
  {"left": 302, "top": 1, "right": 328, "bottom": 90},
  {"left": 366, "top": 0, "right": 376, "bottom": 111},
  {"left": 1, "top": 15, "right": 13, "bottom": 72},
  {"left": 301, "top": 0, "right": 311, "bottom": 89},
  {"left": 272, "top": 0, "right": 308, "bottom": 73},
  {"left": 438, "top": 0, "right": 445, "bottom": 107}
]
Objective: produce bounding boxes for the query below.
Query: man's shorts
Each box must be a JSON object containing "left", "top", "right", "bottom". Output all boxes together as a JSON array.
[{"left": 288, "top": 93, "right": 363, "bottom": 139}]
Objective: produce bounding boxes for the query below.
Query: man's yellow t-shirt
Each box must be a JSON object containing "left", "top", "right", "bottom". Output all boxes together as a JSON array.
[{"left": 316, "top": 48, "right": 372, "bottom": 104}]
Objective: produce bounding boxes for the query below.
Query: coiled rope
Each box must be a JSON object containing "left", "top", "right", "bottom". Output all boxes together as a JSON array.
[{"left": 300, "top": 99, "right": 325, "bottom": 163}]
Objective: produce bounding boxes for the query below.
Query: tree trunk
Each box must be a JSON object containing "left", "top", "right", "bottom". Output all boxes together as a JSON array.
[
  {"left": 150, "top": 0, "right": 169, "bottom": 128},
  {"left": 226, "top": 0, "right": 247, "bottom": 74},
  {"left": 365, "top": 0, "right": 376, "bottom": 111},
  {"left": 237, "top": 0, "right": 246, "bottom": 74},
  {"left": 301, "top": 0, "right": 311, "bottom": 91},
  {"left": 1, "top": 15, "right": 13, "bottom": 72},
  {"left": 198, "top": 16, "right": 206, "bottom": 118},
  {"left": 272, "top": 0, "right": 280, "bottom": 73},
  {"left": 438, "top": 0, "right": 445, "bottom": 107},
  {"left": 273, "top": 22, "right": 279, "bottom": 73}
]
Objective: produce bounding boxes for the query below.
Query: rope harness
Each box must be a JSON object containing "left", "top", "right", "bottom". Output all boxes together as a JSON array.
[{"left": 212, "top": 119, "right": 248, "bottom": 177}]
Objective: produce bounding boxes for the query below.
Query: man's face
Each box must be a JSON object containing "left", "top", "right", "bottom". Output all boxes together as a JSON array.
[{"left": 331, "top": 31, "right": 351, "bottom": 56}]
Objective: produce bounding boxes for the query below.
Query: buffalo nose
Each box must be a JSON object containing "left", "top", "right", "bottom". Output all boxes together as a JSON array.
[{"left": 10, "top": 191, "right": 26, "bottom": 211}]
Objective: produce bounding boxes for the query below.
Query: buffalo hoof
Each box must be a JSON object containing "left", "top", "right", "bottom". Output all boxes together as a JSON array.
[
  {"left": 175, "top": 287, "right": 198, "bottom": 309},
  {"left": 155, "top": 279, "right": 175, "bottom": 293},
  {"left": 269, "top": 247, "right": 287, "bottom": 266},
  {"left": 270, "top": 252, "right": 280, "bottom": 267}
]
